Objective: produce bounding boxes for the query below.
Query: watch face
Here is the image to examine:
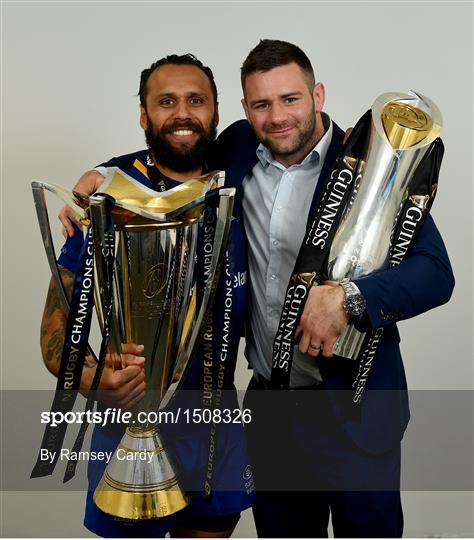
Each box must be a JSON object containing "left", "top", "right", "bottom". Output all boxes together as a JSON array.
[{"left": 345, "top": 294, "right": 366, "bottom": 317}]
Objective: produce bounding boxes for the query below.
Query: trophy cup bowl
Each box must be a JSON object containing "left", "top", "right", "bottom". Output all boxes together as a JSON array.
[
  {"left": 327, "top": 91, "right": 442, "bottom": 359},
  {"left": 32, "top": 168, "right": 235, "bottom": 520}
]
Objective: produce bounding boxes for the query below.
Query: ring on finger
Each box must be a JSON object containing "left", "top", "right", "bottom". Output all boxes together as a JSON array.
[{"left": 309, "top": 343, "right": 322, "bottom": 350}]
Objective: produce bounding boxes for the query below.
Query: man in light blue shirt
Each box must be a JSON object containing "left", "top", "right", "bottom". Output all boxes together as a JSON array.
[{"left": 243, "top": 116, "right": 333, "bottom": 387}]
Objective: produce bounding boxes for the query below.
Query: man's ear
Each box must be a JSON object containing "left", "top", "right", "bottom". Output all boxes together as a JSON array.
[
  {"left": 241, "top": 98, "right": 250, "bottom": 121},
  {"left": 139, "top": 105, "right": 148, "bottom": 130},
  {"left": 313, "top": 82, "right": 325, "bottom": 114},
  {"left": 214, "top": 104, "right": 220, "bottom": 129}
]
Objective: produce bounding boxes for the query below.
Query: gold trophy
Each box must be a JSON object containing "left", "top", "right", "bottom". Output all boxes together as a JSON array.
[{"left": 32, "top": 168, "right": 235, "bottom": 519}]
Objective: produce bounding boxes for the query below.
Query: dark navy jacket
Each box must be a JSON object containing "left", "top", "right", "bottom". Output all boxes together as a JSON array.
[{"left": 210, "top": 119, "right": 455, "bottom": 455}]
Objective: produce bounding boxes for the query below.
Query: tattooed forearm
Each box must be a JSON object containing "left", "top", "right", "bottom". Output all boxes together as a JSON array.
[
  {"left": 40, "top": 267, "right": 75, "bottom": 376},
  {"left": 44, "top": 278, "right": 63, "bottom": 318},
  {"left": 44, "top": 328, "right": 65, "bottom": 365}
]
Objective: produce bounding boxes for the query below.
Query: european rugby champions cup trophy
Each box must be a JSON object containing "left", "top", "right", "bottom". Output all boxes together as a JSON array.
[
  {"left": 272, "top": 91, "right": 443, "bottom": 400},
  {"left": 31, "top": 169, "right": 235, "bottom": 519}
]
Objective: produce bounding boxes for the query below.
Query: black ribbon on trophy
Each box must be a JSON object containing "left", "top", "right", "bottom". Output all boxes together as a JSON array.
[
  {"left": 196, "top": 204, "right": 219, "bottom": 500},
  {"left": 271, "top": 91, "right": 444, "bottom": 404},
  {"left": 31, "top": 196, "right": 117, "bottom": 479},
  {"left": 64, "top": 201, "right": 116, "bottom": 482},
  {"left": 31, "top": 226, "right": 95, "bottom": 477},
  {"left": 203, "top": 250, "right": 235, "bottom": 501},
  {"left": 196, "top": 202, "right": 236, "bottom": 501},
  {"left": 351, "top": 137, "right": 443, "bottom": 403}
]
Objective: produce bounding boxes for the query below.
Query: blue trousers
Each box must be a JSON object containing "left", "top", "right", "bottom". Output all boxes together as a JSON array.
[{"left": 244, "top": 376, "right": 403, "bottom": 538}]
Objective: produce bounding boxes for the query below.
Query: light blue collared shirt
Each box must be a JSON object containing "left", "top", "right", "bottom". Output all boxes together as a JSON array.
[{"left": 242, "top": 119, "right": 333, "bottom": 387}]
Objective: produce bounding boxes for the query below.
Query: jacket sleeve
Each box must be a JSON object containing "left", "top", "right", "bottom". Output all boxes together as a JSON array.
[
  {"left": 210, "top": 120, "right": 258, "bottom": 173},
  {"left": 353, "top": 214, "right": 454, "bottom": 329}
]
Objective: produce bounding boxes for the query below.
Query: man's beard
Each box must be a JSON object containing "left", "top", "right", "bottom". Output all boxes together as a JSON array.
[
  {"left": 145, "top": 119, "right": 216, "bottom": 173},
  {"left": 262, "top": 111, "right": 316, "bottom": 158}
]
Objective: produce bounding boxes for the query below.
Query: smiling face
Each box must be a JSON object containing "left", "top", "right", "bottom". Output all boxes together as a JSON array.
[
  {"left": 242, "top": 63, "right": 325, "bottom": 167},
  {"left": 140, "top": 63, "right": 218, "bottom": 175}
]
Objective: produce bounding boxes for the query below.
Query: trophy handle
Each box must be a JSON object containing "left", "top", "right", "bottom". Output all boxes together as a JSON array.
[
  {"left": 159, "top": 187, "right": 236, "bottom": 411},
  {"left": 32, "top": 180, "right": 88, "bottom": 224},
  {"left": 32, "top": 182, "right": 71, "bottom": 314},
  {"left": 31, "top": 181, "right": 98, "bottom": 360},
  {"left": 88, "top": 195, "right": 125, "bottom": 357}
]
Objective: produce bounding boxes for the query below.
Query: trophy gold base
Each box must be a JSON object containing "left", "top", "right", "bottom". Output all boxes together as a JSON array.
[
  {"left": 93, "top": 426, "right": 189, "bottom": 520},
  {"left": 93, "top": 477, "right": 189, "bottom": 520}
]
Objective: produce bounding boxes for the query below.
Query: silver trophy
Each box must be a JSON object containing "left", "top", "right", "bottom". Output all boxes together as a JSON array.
[
  {"left": 328, "top": 91, "right": 442, "bottom": 359},
  {"left": 32, "top": 168, "right": 235, "bottom": 519}
]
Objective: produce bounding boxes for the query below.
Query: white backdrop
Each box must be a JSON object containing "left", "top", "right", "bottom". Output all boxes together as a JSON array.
[{"left": 1, "top": 1, "right": 473, "bottom": 537}]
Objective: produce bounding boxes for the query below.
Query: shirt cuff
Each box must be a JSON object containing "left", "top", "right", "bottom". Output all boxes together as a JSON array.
[{"left": 93, "top": 166, "right": 107, "bottom": 178}]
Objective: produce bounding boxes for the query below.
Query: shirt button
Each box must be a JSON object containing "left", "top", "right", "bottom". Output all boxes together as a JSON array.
[
  {"left": 276, "top": 205, "right": 282, "bottom": 211},
  {"left": 271, "top": 274, "right": 276, "bottom": 280},
  {"left": 273, "top": 240, "right": 278, "bottom": 246}
]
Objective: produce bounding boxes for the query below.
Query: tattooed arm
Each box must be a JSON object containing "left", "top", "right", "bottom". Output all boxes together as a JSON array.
[
  {"left": 41, "top": 268, "right": 75, "bottom": 371},
  {"left": 40, "top": 267, "right": 147, "bottom": 408}
]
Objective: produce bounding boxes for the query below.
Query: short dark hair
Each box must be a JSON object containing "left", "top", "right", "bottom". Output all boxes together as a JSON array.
[
  {"left": 241, "top": 39, "right": 315, "bottom": 91},
  {"left": 139, "top": 53, "right": 218, "bottom": 108}
]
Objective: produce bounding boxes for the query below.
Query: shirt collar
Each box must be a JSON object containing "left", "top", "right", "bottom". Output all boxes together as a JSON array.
[{"left": 256, "top": 113, "right": 333, "bottom": 170}]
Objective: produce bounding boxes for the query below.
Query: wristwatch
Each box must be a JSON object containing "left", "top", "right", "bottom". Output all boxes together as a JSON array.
[{"left": 340, "top": 278, "right": 366, "bottom": 320}]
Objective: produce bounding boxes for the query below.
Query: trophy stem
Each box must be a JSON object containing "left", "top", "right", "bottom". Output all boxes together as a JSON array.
[{"left": 93, "top": 426, "right": 189, "bottom": 520}]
